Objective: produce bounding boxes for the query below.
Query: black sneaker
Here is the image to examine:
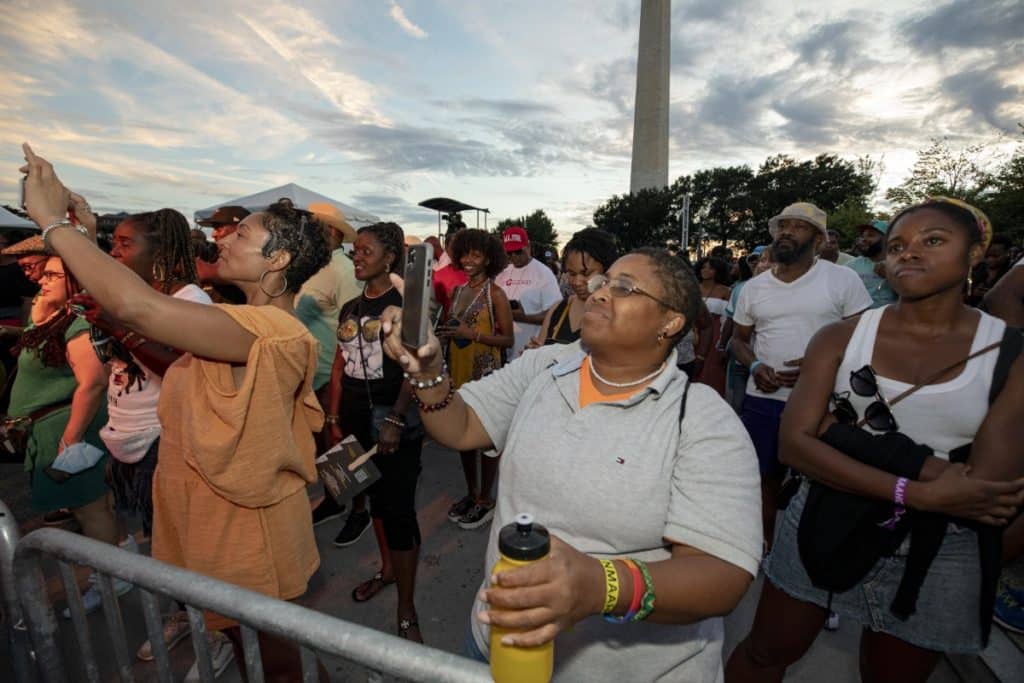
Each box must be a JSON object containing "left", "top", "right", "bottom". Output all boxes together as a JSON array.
[
  {"left": 312, "top": 497, "right": 347, "bottom": 527},
  {"left": 43, "top": 508, "right": 74, "bottom": 526},
  {"left": 447, "top": 495, "right": 475, "bottom": 523},
  {"left": 333, "top": 510, "right": 371, "bottom": 547},
  {"left": 458, "top": 503, "right": 495, "bottom": 530}
]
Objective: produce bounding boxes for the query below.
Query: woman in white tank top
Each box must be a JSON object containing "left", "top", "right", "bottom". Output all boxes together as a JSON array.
[{"left": 727, "top": 198, "right": 1024, "bottom": 683}]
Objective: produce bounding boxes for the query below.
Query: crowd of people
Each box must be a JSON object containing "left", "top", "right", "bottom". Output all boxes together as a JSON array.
[{"left": 1, "top": 141, "right": 1022, "bottom": 683}]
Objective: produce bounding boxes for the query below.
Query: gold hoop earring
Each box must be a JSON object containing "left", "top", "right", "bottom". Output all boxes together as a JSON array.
[{"left": 259, "top": 269, "right": 288, "bottom": 298}]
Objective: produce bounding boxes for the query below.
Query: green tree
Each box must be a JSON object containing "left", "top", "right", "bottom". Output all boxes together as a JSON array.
[
  {"left": 884, "top": 137, "right": 993, "bottom": 208},
  {"left": 495, "top": 209, "right": 559, "bottom": 258},
  {"left": 591, "top": 186, "right": 680, "bottom": 253},
  {"left": 980, "top": 142, "right": 1024, "bottom": 241},
  {"left": 688, "top": 166, "right": 755, "bottom": 246},
  {"left": 828, "top": 198, "right": 875, "bottom": 248}
]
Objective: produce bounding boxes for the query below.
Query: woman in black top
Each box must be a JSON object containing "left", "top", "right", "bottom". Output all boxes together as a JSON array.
[
  {"left": 530, "top": 228, "right": 618, "bottom": 347},
  {"left": 324, "top": 222, "right": 425, "bottom": 642}
]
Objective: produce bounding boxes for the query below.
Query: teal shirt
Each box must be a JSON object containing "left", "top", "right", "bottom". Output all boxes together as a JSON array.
[{"left": 846, "top": 256, "right": 896, "bottom": 308}]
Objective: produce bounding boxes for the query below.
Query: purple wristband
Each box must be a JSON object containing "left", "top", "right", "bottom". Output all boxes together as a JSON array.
[{"left": 882, "top": 477, "right": 909, "bottom": 531}]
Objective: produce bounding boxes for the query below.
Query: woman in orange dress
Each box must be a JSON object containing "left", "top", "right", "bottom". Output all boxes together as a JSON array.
[{"left": 22, "top": 144, "right": 330, "bottom": 681}]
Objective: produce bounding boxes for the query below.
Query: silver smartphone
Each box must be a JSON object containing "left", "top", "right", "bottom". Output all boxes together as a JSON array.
[
  {"left": 18, "top": 175, "right": 26, "bottom": 209},
  {"left": 401, "top": 243, "right": 434, "bottom": 349}
]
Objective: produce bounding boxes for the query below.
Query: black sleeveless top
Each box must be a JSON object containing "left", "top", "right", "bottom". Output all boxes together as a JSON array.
[{"left": 544, "top": 298, "right": 579, "bottom": 345}]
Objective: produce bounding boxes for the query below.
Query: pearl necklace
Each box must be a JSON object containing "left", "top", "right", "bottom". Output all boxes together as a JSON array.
[{"left": 587, "top": 355, "right": 667, "bottom": 388}]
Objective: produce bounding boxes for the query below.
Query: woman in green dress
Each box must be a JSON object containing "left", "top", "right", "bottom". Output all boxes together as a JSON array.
[{"left": 9, "top": 256, "right": 118, "bottom": 604}]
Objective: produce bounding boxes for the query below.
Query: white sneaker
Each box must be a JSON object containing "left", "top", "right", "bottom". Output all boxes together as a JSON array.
[
  {"left": 136, "top": 610, "right": 191, "bottom": 661},
  {"left": 184, "top": 632, "right": 234, "bottom": 682}
]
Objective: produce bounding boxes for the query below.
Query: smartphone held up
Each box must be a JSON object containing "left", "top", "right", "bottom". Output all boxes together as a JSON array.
[{"left": 401, "top": 243, "right": 434, "bottom": 350}]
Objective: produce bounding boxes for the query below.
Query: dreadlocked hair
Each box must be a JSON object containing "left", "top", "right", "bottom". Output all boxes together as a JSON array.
[
  {"left": 126, "top": 208, "right": 199, "bottom": 292},
  {"left": 357, "top": 222, "right": 405, "bottom": 274},
  {"left": 13, "top": 261, "right": 82, "bottom": 368},
  {"left": 260, "top": 200, "right": 331, "bottom": 292}
]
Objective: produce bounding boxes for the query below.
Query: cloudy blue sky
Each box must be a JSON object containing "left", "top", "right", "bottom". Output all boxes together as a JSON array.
[{"left": 1, "top": 0, "right": 1021, "bottom": 238}]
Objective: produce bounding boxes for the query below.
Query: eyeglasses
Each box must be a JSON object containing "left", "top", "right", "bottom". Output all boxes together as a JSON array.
[
  {"left": 20, "top": 258, "right": 47, "bottom": 273},
  {"left": 831, "top": 365, "right": 898, "bottom": 432},
  {"left": 39, "top": 271, "right": 67, "bottom": 283},
  {"left": 587, "top": 274, "right": 677, "bottom": 311}
]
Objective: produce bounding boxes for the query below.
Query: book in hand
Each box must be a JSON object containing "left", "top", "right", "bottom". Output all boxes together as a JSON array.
[{"left": 316, "top": 436, "right": 381, "bottom": 506}]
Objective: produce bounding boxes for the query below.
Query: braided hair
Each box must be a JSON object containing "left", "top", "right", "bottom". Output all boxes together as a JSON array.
[
  {"left": 125, "top": 208, "right": 200, "bottom": 292},
  {"left": 357, "top": 222, "right": 405, "bottom": 274},
  {"left": 13, "top": 261, "right": 81, "bottom": 367}
]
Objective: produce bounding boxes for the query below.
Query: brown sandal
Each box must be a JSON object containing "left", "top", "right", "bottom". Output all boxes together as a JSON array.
[
  {"left": 351, "top": 571, "right": 395, "bottom": 603},
  {"left": 398, "top": 616, "right": 422, "bottom": 643}
]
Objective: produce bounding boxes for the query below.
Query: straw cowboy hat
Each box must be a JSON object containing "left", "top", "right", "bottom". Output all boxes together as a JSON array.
[
  {"left": 307, "top": 202, "right": 356, "bottom": 243},
  {"left": 2, "top": 234, "right": 46, "bottom": 256}
]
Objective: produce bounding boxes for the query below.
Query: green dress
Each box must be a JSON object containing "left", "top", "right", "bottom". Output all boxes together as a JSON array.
[{"left": 8, "top": 317, "right": 109, "bottom": 511}]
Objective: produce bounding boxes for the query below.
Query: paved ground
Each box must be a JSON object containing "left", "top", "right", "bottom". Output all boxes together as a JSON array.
[{"left": 1, "top": 443, "right": 963, "bottom": 682}]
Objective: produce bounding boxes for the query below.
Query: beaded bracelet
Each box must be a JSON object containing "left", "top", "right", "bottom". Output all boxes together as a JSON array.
[
  {"left": 631, "top": 559, "right": 656, "bottom": 622},
  {"left": 404, "top": 364, "right": 448, "bottom": 390},
  {"left": 410, "top": 379, "right": 456, "bottom": 412},
  {"left": 383, "top": 415, "right": 406, "bottom": 429},
  {"left": 598, "top": 559, "right": 620, "bottom": 615}
]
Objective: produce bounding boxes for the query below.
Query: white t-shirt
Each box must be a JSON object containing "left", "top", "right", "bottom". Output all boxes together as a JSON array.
[
  {"left": 733, "top": 259, "right": 872, "bottom": 401},
  {"left": 102, "top": 284, "right": 212, "bottom": 462},
  {"left": 496, "top": 258, "right": 562, "bottom": 359}
]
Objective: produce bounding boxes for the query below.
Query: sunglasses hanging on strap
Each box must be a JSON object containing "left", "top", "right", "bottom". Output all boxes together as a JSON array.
[{"left": 832, "top": 339, "right": 1004, "bottom": 432}]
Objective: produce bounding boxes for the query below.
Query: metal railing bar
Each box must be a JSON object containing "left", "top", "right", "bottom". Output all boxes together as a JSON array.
[
  {"left": 299, "top": 644, "right": 318, "bottom": 682},
  {"left": 97, "top": 572, "right": 134, "bottom": 683},
  {"left": 57, "top": 560, "right": 100, "bottom": 683},
  {"left": 0, "top": 501, "right": 32, "bottom": 683},
  {"left": 186, "top": 604, "right": 215, "bottom": 682},
  {"left": 14, "top": 529, "right": 491, "bottom": 683},
  {"left": 240, "top": 624, "right": 265, "bottom": 683},
  {"left": 14, "top": 550, "right": 68, "bottom": 683},
  {"left": 138, "top": 588, "right": 175, "bottom": 683}
]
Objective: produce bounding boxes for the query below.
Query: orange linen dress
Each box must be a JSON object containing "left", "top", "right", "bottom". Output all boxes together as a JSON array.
[{"left": 151, "top": 305, "right": 324, "bottom": 629}]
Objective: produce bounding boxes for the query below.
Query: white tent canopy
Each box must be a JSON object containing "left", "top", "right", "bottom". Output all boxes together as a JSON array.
[
  {"left": 194, "top": 183, "right": 380, "bottom": 227},
  {"left": 0, "top": 206, "right": 37, "bottom": 231}
]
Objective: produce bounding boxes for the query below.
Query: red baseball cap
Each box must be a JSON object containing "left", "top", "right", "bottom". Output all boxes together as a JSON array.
[{"left": 502, "top": 226, "right": 529, "bottom": 252}]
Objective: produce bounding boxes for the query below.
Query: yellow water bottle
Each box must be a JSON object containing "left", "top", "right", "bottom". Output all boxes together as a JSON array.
[{"left": 489, "top": 513, "right": 553, "bottom": 683}]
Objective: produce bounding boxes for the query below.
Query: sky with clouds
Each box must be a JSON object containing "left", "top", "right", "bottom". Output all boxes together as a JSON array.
[{"left": 1, "top": 0, "right": 1021, "bottom": 238}]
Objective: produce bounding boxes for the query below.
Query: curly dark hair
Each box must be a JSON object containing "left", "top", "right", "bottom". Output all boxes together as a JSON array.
[
  {"left": 123, "top": 208, "right": 199, "bottom": 292},
  {"left": 260, "top": 199, "right": 332, "bottom": 292},
  {"left": 629, "top": 247, "right": 701, "bottom": 338},
  {"left": 562, "top": 228, "right": 618, "bottom": 272},
  {"left": 694, "top": 256, "right": 731, "bottom": 286},
  {"left": 451, "top": 229, "right": 507, "bottom": 279},
  {"left": 13, "top": 261, "right": 82, "bottom": 367},
  {"left": 357, "top": 222, "right": 405, "bottom": 274}
]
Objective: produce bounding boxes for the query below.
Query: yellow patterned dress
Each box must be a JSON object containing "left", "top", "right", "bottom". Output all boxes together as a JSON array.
[{"left": 447, "top": 282, "right": 503, "bottom": 388}]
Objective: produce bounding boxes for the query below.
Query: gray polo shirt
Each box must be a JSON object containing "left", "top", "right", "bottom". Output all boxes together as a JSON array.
[{"left": 460, "top": 341, "right": 762, "bottom": 682}]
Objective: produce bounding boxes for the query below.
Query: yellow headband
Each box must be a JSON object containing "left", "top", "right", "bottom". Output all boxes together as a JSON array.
[{"left": 925, "top": 196, "right": 992, "bottom": 250}]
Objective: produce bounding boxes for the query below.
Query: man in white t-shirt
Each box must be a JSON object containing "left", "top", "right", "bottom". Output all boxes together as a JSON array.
[
  {"left": 496, "top": 226, "right": 562, "bottom": 360},
  {"left": 730, "top": 202, "right": 872, "bottom": 545}
]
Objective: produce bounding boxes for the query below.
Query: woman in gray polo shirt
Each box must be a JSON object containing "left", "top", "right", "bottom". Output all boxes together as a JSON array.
[{"left": 382, "top": 248, "right": 762, "bottom": 681}]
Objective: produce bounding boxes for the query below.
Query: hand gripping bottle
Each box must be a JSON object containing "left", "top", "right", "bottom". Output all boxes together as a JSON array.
[{"left": 489, "top": 513, "right": 553, "bottom": 683}]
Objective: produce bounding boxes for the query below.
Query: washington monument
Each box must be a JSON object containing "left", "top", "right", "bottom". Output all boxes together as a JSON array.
[{"left": 629, "top": 0, "right": 671, "bottom": 193}]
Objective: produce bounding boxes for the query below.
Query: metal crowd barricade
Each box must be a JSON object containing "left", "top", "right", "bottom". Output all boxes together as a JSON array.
[
  {"left": 0, "top": 499, "right": 33, "bottom": 683},
  {"left": 9, "top": 525, "right": 492, "bottom": 683}
]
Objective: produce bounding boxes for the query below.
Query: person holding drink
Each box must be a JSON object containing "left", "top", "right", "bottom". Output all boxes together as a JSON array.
[{"left": 381, "top": 247, "right": 762, "bottom": 681}]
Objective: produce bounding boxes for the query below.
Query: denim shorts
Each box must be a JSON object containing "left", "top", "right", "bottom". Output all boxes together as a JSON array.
[
  {"left": 740, "top": 395, "right": 787, "bottom": 476},
  {"left": 763, "top": 481, "right": 985, "bottom": 654}
]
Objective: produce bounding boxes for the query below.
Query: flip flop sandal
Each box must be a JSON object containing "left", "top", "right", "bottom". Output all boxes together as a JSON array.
[
  {"left": 351, "top": 571, "right": 395, "bottom": 603},
  {"left": 398, "top": 616, "right": 422, "bottom": 642}
]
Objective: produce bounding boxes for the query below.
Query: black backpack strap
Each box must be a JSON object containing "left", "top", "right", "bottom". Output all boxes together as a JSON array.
[
  {"left": 988, "top": 326, "right": 1022, "bottom": 405},
  {"left": 678, "top": 377, "right": 692, "bottom": 433}
]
